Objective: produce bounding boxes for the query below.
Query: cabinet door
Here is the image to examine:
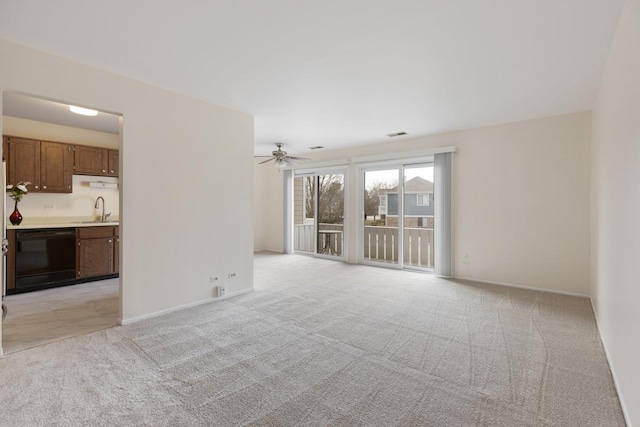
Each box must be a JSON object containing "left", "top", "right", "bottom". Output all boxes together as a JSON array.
[
  {"left": 114, "top": 236, "right": 120, "bottom": 274},
  {"left": 41, "top": 141, "right": 73, "bottom": 193},
  {"left": 108, "top": 150, "right": 119, "bottom": 177},
  {"left": 77, "top": 237, "right": 114, "bottom": 278},
  {"left": 8, "top": 137, "right": 40, "bottom": 190},
  {"left": 74, "top": 145, "right": 108, "bottom": 176},
  {"left": 2, "top": 136, "right": 8, "bottom": 162},
  {"left": 6, "top": 230, "right": 16, "bottom": 291}
]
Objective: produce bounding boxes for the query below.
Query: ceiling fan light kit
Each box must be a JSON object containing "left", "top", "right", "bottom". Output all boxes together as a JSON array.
[{"left": 258, "top": 143, "right": 311, "bottom": 170}]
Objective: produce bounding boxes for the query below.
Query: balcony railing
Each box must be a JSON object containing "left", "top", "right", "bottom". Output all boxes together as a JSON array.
[
  {"left": 294, "top": 223, "right": 434, "bottom": 268},
  {"left": 294, "top": 223, "right": 344, "bottom": 255},
  {"left": 364, "top": 226, "right": 433, "bottom": 268}
]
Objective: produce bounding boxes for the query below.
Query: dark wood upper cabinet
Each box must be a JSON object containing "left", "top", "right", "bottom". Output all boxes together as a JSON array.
[
  {"left": 7, "top": 137, "right": 41, "bottom": 190},
  {"left": 40, "top": 141, "right": 73, "bottom": 193},
  {"left": 6, "top": 137, "right": 73, "bottom": 193},
  {"left": 74, "top": 145, "right": 109, "bottom": 176},
  {"left": 5, "top": 136, "right": 119, "bottom": 191},
  {"left": 108, "top": 149, "right": 119, "bottom": 177},
  {"left": 3, "top": 136, "right": 8, "bottom": 162}
]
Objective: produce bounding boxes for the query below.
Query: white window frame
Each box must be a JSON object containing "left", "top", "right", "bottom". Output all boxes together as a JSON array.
[{"left": 417, "top": 193, "right": 430, "bottom": 206}]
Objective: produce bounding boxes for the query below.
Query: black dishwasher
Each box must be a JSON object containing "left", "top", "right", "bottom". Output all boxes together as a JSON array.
[{"left": 14, "top": 228, "right": 77, "bottom": 293}]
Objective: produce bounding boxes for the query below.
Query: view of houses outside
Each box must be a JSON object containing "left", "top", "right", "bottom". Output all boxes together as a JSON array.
[
  {"left": 293, "top": 165, "right": 434, "bottom": 269},
  {"left": 364, "top": 166, "right": 434, "bottom": 269}
]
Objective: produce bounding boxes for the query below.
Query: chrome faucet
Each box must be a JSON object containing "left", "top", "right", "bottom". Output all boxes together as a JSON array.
[{"left": 94, "top": 196, "right": 111, "bottom": 222}]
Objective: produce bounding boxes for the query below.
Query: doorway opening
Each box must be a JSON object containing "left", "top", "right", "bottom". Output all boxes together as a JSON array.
[
  {"left": 293, "top": 169, "right": 346, "bottom": 260},
  {"left": 1, "top": 92, "right": 123, "bottom": 354},
  {"left": 362, "top": 161, "right": 434, "bottom": 271}
]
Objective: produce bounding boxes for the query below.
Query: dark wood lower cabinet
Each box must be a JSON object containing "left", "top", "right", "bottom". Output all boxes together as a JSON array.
[
  {"left": 5, "top": 225, "right": 120, "bottom": 294},
  {"left": 114, "top": 236, "right": 120, "bottom": 274},
  {"left": 77, "top": 237, "right": 114, "bottom": 278},
  {"left": 76, "top": 226, "right": 118, "bottom": 279}
]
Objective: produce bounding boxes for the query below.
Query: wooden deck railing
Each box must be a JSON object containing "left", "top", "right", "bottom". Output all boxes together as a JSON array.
[{"left": 294, "top": 224, "right": 434, "bottom": 268}]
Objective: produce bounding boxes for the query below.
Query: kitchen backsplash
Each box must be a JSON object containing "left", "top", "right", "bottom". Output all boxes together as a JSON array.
[{"left": 6, "top": 175, "right": 119, "bottom": 219}]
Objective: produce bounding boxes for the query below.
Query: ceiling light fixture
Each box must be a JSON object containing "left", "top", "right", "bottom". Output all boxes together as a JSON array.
[
  {"left": 274, "top": 158, "right": 287, "bottom": 170},
  {"left": 69, "top": 105, "right": 98, "bottom": 116}
]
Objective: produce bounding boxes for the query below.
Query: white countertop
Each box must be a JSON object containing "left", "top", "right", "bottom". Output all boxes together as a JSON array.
[{"left": 6, "top": 216, "right": 119, "bottom": 230}]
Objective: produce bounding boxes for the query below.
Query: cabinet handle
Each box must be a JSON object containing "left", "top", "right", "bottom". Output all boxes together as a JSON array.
[
  {"left": 43, "top": 185, "right": 47, "bottom": 189},
  {"left": 108, "top": 239, "right": 113, "bottom": 243},
  {"left": 35, "top": 185, "right": 39, "bottom": 189},
  {"left": 110, "top": 170, "right": 114, "bottom": 174},
  {"left": 68, "top": 185, "right": 71, "bottom": 190},
  {"left": 102, "top": 170, "right": 106, "bottom": 173}
]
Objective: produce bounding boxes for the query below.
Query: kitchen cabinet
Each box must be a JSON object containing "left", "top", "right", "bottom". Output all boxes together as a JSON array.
[
  {"left": 7, "top": 136, "right": 40, "bottom": 190},
  {"left": 77, "top": 226, "right": 117, "bottom": 279},
  {"left": 6, "top": 225, "right": 120, "bottom": 294},
  {"left": 40, "top": 141, "right": 74, "bottom": 193},
  {"left": 114, "top": 226, "right": 120, "bottom": 274},
  {"left": 3, "top": 136, "right": 9, "bottom": 165},
  {"left": 5, "top": 136, "right": 73, "bottom": 193},
  {"left": 6, "top": 230, "right": 16, "bottom": 292},
  {"left": 108, "top": 149, "right": 119, "bottom": 177},
  {"left": 74, "top": 145, "right": 109, "bottom": 176}
]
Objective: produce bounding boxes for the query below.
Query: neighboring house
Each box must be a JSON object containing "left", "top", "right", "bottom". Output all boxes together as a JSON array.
[{"left": 378, "top": 176, "right": 434, "bottom": 228}]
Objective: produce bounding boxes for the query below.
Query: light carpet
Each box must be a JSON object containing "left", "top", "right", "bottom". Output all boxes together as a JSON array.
[{"left": 0, "top": 252, "right": 625, "bottom": 426}]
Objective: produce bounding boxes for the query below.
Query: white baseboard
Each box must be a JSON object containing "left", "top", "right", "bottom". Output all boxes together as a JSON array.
[
  {"left": 120, "top": 287, "right": 254, "bottom": 325},
  {"left": 589, "top": 299, "right": 632, "bottom": 427},
  {"left": 452, "top": 275, "right": 590, "bottom": 298}
]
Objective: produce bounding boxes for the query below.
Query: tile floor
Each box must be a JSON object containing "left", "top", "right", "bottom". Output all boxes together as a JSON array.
[{"left": 2, "top": 278, "right": 119, "bottom": 354}]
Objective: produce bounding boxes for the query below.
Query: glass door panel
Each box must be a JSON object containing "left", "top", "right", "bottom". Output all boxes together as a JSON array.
[
  {"left": 363, "top": 168, "right": 400, "bottom": 265},
  {"left": 316, "top": 173, "right": 344, "bottom": 257},
  {"left": 402, "top": 164, "right": 434, "bottom": 270},
  {"left": 293, "top": 176, "right": 315, "bottom": 253}
]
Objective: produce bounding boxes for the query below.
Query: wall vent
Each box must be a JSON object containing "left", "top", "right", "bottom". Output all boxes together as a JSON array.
[{"left": 387, "top": 132, "right": 407, "bottom": 137}]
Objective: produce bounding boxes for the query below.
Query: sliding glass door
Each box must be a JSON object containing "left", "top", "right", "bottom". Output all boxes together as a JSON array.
[
  {"left": 293, "top": 170, "right": 346, "bottom": 259},
  {"left": 363, "top": 168, "right": 400, "bottom": 266},
  {"left": 362, "top": 162, "right": 434, "bottom": 271},
  {"left": 402, "top": 164, "right": 434, "bottom": 269}
]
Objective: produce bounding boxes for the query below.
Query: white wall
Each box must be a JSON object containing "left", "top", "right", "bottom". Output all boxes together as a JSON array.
[
  {"left": 0, "top": 39, "right": 255, "bottom": 333},
  {"left": 4, "top": 116, "right": 120, "bottom": 219},
  {"left": 253, "top": 158, "right": 284, "bottom": 252},
  {"left": 257, "top": 112, "right": 592, "bottom": 295},
  {"left": 591, "top": 0, "right": 640, "bottom": 424}
]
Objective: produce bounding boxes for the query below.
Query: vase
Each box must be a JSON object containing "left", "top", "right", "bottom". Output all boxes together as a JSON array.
[{"left": 9, "top": 201, "right": 23, "bottom": 226}]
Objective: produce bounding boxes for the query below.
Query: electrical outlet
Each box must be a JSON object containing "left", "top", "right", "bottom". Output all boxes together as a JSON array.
[
  {"left": 218, "top": 284, "right": 226, "bottom": 297},
  {"left": 461, "top": 253, "right": 469, "bottom": 264},
  {"left": 209, "top": 276, "right": 219, "bottom": 283}
]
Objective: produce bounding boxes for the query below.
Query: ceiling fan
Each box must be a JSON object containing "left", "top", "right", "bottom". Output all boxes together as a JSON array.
[{"left": 257, "top": 143, "right": 311, "bottom": 169}]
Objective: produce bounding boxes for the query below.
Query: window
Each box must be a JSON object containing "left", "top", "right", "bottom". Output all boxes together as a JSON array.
[
  {"left": 378, "top": 195, "right": 388, "bottom": 215},
  {"left": 417, "top": 193, "right": 430, "bottom": 206}
]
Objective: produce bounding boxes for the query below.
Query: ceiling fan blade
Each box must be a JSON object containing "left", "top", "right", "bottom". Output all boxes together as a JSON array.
[
  {"left": 286, "top": 156, "right": 312, "bottom": 161},
  {"left": 258, "top": 157, "right": 276, "bottom": 164}
]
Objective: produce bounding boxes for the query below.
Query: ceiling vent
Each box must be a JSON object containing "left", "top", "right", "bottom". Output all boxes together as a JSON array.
[{"left": 387, "top": 132, "right": 407, "bottom": 137}]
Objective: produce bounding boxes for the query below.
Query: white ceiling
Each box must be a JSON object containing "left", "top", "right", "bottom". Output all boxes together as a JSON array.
[
  {"left": 0, "top": 0, "right": 625, "bottom": 156},
  {"left": 3, "top": 92, "right": 121, "bottom": 135}
]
